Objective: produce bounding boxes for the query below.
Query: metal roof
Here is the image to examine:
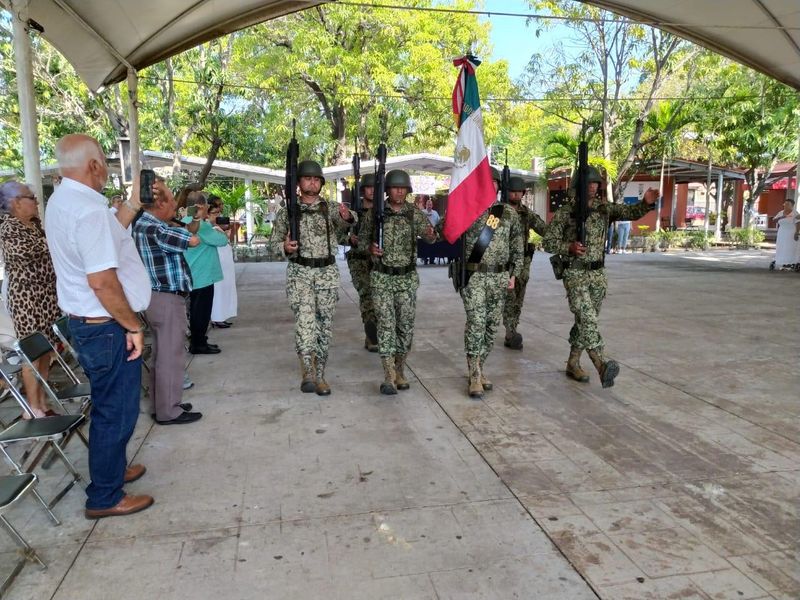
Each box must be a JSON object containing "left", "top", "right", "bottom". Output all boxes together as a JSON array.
[
  {"left": 583, "top": 0, "right": 800, "bottom": 90},
  {"left": 323, "top": 153, "right": 541, "bottom": 183}
]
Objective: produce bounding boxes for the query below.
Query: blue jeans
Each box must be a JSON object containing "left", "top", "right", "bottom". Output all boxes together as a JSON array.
[
  {"left": 605, "top": 224, "right": 614, "bottom": 253},
  {"left": 69, "top": 319, "right": 141, "bottom": 510},
  {"left": 617, "top": 221, "right": 631, "bottom": 251}
]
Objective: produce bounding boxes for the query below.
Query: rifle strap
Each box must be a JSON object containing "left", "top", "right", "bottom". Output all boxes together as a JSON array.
[{"left": 467, "top": 204, "right": 504, "bottom": 265}]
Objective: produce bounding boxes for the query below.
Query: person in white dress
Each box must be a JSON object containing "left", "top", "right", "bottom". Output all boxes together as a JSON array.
[
  {"left": 208, "top": 197, "right": 238, "bottom": 326},
  {"left": 772, "top": 199, "right": 800, "bottom": 270}
]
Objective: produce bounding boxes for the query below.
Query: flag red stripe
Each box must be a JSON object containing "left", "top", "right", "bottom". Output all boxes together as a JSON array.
[{"left": 442, "top": 156, "right": 495, "bottom": 244}]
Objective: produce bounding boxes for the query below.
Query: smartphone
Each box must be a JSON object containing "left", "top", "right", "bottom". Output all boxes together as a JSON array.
[
  {"left": 140, "top": 169, "right": 156, "bottom": 204},
  {"left": 187, "top": 205, "right": 198, "bottom": 218},
  {"left": 216, "top": 216, "right": 231, "bottom": 226}
]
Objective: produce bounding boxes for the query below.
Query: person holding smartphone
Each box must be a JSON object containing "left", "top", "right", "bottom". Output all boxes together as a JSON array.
[
  {"left": 181, "top": 192, "right": 229, "bottom": 354},
  {"left": 207, "top": 196, "right": 237, "bottom": 328},
  {"left": 133, "top": 178, "right": 203, "bottom": 425}
]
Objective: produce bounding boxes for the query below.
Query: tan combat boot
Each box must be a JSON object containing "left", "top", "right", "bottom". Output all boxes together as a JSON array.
[
  {"left": 364, "top": 321, "right": 379, "bottom": 353},
  {"left": 587, "top": 348, "right": 620, "bottom": 389},
  {"left": 394, "top": 354, "right": 410, "bottom": 390},
  {"left": 467, "top": 356, "right": 484, "bottom": 399},
  {"left": 565, "top": 346, "right": 590, "bottom": 383},
  {"left": 380, "top": 357, "right": 397, "bottom": 395},
  {"left": 299, "top": 354, "right": 316, "bottom": 393},
  {"left": 315, "top": 357, "right": 331, "bottom": 396},
  {"left": 479, "top": 356, "right": 492, "bottom": 391}
]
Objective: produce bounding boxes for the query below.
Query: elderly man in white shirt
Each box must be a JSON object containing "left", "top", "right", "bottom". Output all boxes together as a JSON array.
[{"left": 45, "top": 133, "right": 154, "bottom": 520}]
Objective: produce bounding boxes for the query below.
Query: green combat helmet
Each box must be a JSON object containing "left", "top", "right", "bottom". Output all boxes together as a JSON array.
[
  {"left": 385, "top": 169, "right": 413, "bottom": 192},
  {"left": 361, "top": 172, "right": 376, "bottom": 187},
  {"left": 508, "top": 176, "right": 527, "bottom": 192},
  {"left": 298, "top": 160, "right": 325, "bottom": 185},
  {"left": 567, "top": 165, "right": 603, "bottom": 197},
  {"left": 490, "top": 166, "right": 502, "bottom": 183}
]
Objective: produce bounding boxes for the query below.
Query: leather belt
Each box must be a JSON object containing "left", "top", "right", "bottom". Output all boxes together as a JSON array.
[
  {"left": 374, "top": 262, "right": 416, "bottom": 276},
  {"left": 289, "top": 255, "right": 335, "bottom": 268},
  {"left": 465, "top": 262, "right": 509, "bottom": 274},
  {"left": 156, "top": 289, "right": 189, "bottom": 297},
  {"left": 67, "top": 315, "right": 114, "bottom": 324}
]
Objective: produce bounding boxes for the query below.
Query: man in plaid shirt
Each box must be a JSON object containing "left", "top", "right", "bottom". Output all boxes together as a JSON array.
[{"left": 133, "top": 180, "right": 203, "bottom": 425}]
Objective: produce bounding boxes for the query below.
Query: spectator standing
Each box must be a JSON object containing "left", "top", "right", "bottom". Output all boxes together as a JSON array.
[
  {"left": 0, "top": 181, "right": 60, "bottom": 418},
  {"left": 181, "top": 194, "right": 228, "bottom": 353},
  {"left": 616, "top": 220, "right": 631, "bottom": 254},
  {"left": 132, "top": 180, "right": 203, "bottom": 425},
  {"left": 45, "top": 133, "right": 153, "bottom": 519},
  {"left": 424, "top": 198, "right": 440, "bottom": 227},
  {"left": 207, "top": 196, "right": 238, "bottom": 327},
  {"left": 773, "top": 199, "right": 800, "bottom": 270}
]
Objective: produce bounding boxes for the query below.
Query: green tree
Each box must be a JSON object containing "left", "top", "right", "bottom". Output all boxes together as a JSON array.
[{"left": 231, "top": 1, "right": 513, "bottom": 164}]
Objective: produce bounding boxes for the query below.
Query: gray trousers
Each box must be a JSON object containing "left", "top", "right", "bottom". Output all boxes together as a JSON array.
[{"left": 146, "top": 291, "right": 187, "bottom": 421}]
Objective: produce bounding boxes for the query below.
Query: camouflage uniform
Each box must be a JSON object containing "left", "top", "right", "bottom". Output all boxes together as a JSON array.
[
  {"left": 359, "top": 202, "right": 435, "bottom": 359},
  {"left": 439, "top": 202, "right": 523, "bottom": 396},
  {"left": 340, "top": 216, "right": 376, "bottom": 346},
  {"left": 543, "top": 198, "right": 652, "bottom": 386},
  {"left": 503, "top": 204, "right": 548, "bottom": 345},
  {"left": 270, "top": 197, "right": 355, "bottom": 390}
]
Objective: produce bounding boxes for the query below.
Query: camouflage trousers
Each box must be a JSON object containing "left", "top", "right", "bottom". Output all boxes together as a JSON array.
[
  {"left": 503, "top": 270, "right": 530, "bottom": 333},
  {"left": 461, "top": 271, "right": 507, "bottom": 358},
  {"left": 371, "top": 270, "right": 419, "bottom": 357},
  {"left": 563, "top": 268, "right": 607, "bottom": 351},
  {"left": 286, "top": 263, "right": 339, "bottom": 362},
  {"left": 347, "top": 255, "right": 375, "bottom": 325}
]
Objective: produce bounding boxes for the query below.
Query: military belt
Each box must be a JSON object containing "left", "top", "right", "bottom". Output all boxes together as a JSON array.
[
  {"left": 345, "top": 250, "right": 370, "bottom": 260},
  {"left": 374, "top": 262, "right": 416, "bottom": 276},
  {"left": 569, "top": 259, "right": 605, "bottom": 271},
  {"left": 465, "top": 262, "right": 510, "bottom": 274},
  {"left": 289, "top": 255, "right": 335, "bottom": 268}
]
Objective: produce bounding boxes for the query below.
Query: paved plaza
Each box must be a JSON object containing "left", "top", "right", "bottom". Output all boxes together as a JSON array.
[{"left": 1, "top": 248, "right": 797, "bottom": 600}]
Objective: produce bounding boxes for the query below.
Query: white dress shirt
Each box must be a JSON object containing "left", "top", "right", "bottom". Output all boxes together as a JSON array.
[{"left": 45, "top": 177, "right": 151, "bottom": 317}]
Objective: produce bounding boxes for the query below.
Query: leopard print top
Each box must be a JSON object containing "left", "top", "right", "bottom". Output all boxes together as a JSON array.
[{"left": 0, "top": 214, "right": 61, "bottom": 345}]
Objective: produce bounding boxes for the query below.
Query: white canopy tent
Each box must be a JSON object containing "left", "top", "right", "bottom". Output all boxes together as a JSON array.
[{"left": 3, "top": 0, "right": 798, "bottom": 213}]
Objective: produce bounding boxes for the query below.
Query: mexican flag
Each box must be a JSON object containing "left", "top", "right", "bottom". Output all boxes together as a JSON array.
[{"left": 442, "top": 55, "right": 496, "bottom": 244}]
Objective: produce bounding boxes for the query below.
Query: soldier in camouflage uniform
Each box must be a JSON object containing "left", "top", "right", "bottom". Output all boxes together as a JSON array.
[
  {"left": 439, "top": 167, "right": 524, "bottom": 398},
  {"left": 342, "top": 173, "right": 378, "bottom": 352},
  {"left": 270, "top": 160, "right": 356, "bottom": 396},
  {"left": 503, "top": 176, "right": 548, "bottom": 350},
  {"left": 542, "top": 168, "right": 656, "bottom": 387},
  {"left": 360, "top": 170, "right": 436, "bottom": 395}
]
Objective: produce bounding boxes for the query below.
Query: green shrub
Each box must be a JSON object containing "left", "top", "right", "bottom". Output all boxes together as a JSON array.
[
  {"left": 685, "top": 230, "right": 712, "bottom": 250},
  {"left": 728, "top": 227, "right": 765, "bottom": 249},
  {"left": 655, "top": 230, "right": 686, "bottom": 249}
]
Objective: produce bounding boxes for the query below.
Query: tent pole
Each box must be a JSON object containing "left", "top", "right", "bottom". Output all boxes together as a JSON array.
[
  {"left": 11, "top": 0, "right": 44, "bottom": 215},
  {"left": 715, "top": 171, "right": 723, "bottom": 240},
  {"left": 244, "top": 177, "right": 254, "bottom": 245},
  {"left": 126, "top": 68, "right": 141, "bottom": 176}
]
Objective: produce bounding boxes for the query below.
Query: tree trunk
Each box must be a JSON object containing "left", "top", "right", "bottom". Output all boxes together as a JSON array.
[{"left": 198, "top": 137, "right": 223, "bottom": 186}]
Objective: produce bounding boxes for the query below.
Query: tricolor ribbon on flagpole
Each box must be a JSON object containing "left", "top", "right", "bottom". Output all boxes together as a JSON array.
[{"left": 443, "top": 55, "right": 497, "bottom": 244}]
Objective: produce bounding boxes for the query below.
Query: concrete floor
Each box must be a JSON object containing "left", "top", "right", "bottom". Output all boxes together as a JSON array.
[{"left": 0, "top": 248, "right": 797, "bottom": 600}]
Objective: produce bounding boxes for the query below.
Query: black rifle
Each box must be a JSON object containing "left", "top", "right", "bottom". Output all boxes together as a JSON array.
[
  {"left": 351, "top": 153, "right": 362, "bottom": 215},
  {"left": 500, "top": 150, "right": 511, "bottom": 204},
  {"left": 373, "top": 143, "right": 388, "bottom": 249},
  {"left": 285, "top": 119, "right": 300, "bottom": 241},
  {"left": 575, "top": 140, "right": 589, "bottom": 245}
]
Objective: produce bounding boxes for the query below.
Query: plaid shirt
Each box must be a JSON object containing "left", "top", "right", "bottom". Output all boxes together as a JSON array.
[{"left": 132, "top": 211, "right": 193, "bottom": 292}]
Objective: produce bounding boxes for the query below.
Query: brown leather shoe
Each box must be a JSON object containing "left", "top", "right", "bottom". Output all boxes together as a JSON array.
[
  {"left": 124, "top": 464, "right": 146, "bottom": 484},
  {"left": 85, "top": 494, "right": 154, "bottom": 520}
]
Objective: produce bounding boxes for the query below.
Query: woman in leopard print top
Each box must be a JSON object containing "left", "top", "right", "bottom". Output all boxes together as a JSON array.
[{"left": 0, "top": 181, "right": 60, "bottom": 418}]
